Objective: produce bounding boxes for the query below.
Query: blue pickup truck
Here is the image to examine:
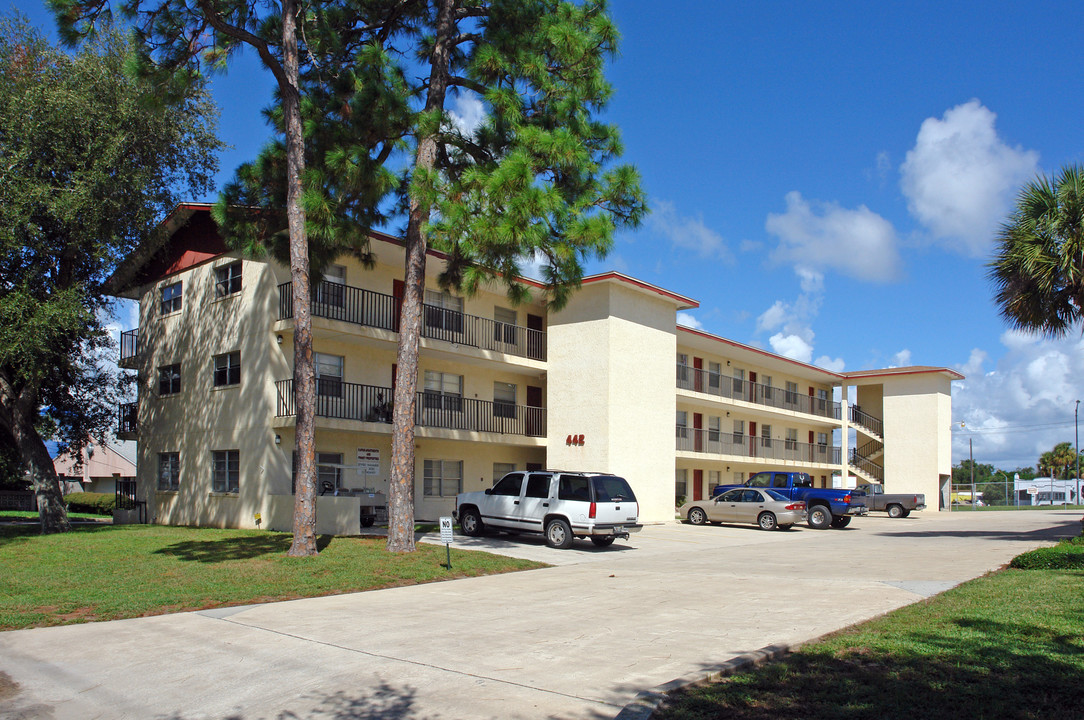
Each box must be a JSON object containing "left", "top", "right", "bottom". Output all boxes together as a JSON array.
[{"left": 712, "top": 471, "right": 867, "bottom": 529}]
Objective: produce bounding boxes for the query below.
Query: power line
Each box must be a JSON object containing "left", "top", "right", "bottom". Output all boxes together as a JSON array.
[{"left": 954, "top": 420, "right": 1077, "bottom": 435}]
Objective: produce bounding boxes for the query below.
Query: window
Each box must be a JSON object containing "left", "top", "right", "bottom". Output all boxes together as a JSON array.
[
  {"left": 763, "top": 376, "right": 773, "bottom": 400},
  {"left": 559, "top": 475, "right": 591, "bottom": 501},
  {"left": 733, "top": 472, "right": 744, "bottom": 484},
  {"left": 317, "top": 264, "right": 346, "bottom": 306},
  {"left": 424, "top": 371, "right": 462, "bottom": 412},
  {"left": 772, "top": 472, "right": 790, "bottom": 488},
  {"left": 525, "top": 473, "right": 550, "bottom": 498},
  {"left": 748, "top": 472, "right": 771, "bottom": 488},
  {"left": 786, "top": 381, "right": 799, "bottom": 405},
  {"left": 676, "top": 410, "right": 688, "bottom": 439},
  {"left": 317, "top": 452, "right": 342, "bottom": 493},
  {"left": 733, "top": 419, "right": 745, "bottom": 444},
  {"left": 212, "top": 450, "right": 239, "bottom": 493},
  {"left": 675, "top": 469, "right": 688, "bottom": 500},
  {"left": 315, "top": 353, "right": 344, "bottom": 397},
  {"left": 494, "top": 306, "right": 518, "bottom": 344},
  {"left": 733, "top": 368, "right": 744, "bottom": 393},
  {"left": 708, "top": 361, "right": 721, "bottom": 390},
  {"left": 708, "top": 470, "right": 721, "bottom": 495},
  {"left": 158, "top": 363, "right": 181, "bottom": 396},
  {"left": 423, "top": 459, "right": 462, "bottom": 497},
  {"left": 494, "top": 381, "right": 516, "bottom": 419},
  {"left": 707, "top": 416, "right": 721, "bottom": 442},
  {"left": 215, "top": 262, "right": 242, "bottom": 297},
  {"left": 761, "top": 424, "right": 772, "bottom": 448},
  {"left": 213, "top": 351, "right": 241, "bottom": 387},
  {"left": 818, "top": 432, "right": 829, "bottom": 446},
  {"left": 493, "top": 462, "right": 516, "bottom": 481},
  {"left": 424, "top": 290, "right": 464, "bottom": 333},
  {"left": 677, "top": 353, "right": 689, "bottom": 384},
  {"left": 160, "top": 282, "right": 182, "bottom": 315},
  {"left": 158, "top": 453, "right": 179, "bottom": 491},
  {"left": 785, "top": 428, "right": 798, "bottom": 450}
]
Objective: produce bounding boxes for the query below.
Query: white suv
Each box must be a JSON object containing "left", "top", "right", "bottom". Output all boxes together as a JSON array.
[{"left": 454, "top": 471, "right": 641, "bottom": 549}]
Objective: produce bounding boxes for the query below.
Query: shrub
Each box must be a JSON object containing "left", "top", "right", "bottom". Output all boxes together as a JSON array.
[
  {"left": 1009, "top": 536, "right": 1084, "bottom": 570},
  {"left": 64, "top": 492, "right": 116, "bottom": 516}
]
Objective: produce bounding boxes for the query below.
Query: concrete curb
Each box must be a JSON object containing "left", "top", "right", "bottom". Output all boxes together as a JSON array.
[{"left": 613, "top": 643, "right": 794, "bottom": 720}]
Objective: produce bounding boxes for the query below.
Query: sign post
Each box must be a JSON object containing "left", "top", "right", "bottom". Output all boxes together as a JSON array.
[{"left": 439, "top": 516, "right": 454, "bottom": 570}]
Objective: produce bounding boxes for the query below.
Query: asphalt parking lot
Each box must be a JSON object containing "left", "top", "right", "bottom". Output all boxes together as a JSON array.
[{"left": 1, "top": 509, "right": 1079, "bottom": 720}]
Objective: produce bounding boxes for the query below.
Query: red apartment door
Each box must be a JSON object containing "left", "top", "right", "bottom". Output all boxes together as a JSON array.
[
  {"left": 693, "top": 413, "right": 703, "bottom": 452},
  {"left": 392, "top": 279, "right": 404, "bottom": 332},
  {"left": 526, "top": 386, "right": 543, "bottom": 437},
  {"left": 693, "top": 469, "right": 703, "bottom": 501},
  {"left": 693, "top": 357, "right": 703, "bottom": 392},
  {"left": 526, "top": 314, "right": 544, "bottom": 360},
  {"left": 748, "top": 371, "right": 757, "bottom": 402},
  {"left": 749, "top": 421, "right": 757, "bottom": 457}
]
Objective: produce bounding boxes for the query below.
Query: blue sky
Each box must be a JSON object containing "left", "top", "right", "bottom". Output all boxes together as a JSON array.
[{"left": 18, "top": 0, "right": 1084, "bottom": 472}]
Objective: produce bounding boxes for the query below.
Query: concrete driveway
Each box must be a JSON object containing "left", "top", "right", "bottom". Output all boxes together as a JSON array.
[{"left": 1, "top": 509, "right": 1079, "bottom": 720}]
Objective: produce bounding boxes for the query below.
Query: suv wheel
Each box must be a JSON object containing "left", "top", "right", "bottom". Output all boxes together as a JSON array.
[
  {"left": 545, "top": 518, "right": 574, "bottom": 549},
  {"left": 460, "top": 507, "right": 484, "bottom": 537}
]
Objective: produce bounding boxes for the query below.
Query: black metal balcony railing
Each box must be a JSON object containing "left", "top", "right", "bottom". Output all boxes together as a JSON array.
[
  {"left": 849, "top": 447, "right": 884, "bottom": 481},
  {"left": 279, "top": 282, "right": 546, "bottom": 361},
  {"left": 850, "top": 406, "right": 884, "bottom": 436},
  {"left": 676, "top": 364, "right": 842, "bottom": 420},
  {"left": 118, "top": 402, "right": 137, "bottom": 435},
  {"left": 119, "top": 329, "right": 139, "bottom": 363},
  {"left": 676, "top": 426, "right": 843, "bottom": 465},
  {"left": 275, "top": 379, "right": 546, "bottom": 438}
]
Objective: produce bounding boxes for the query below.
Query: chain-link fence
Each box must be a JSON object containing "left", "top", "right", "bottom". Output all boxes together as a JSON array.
[{"left": 951, "top": 479, "right": 1083, "bottom": 508}]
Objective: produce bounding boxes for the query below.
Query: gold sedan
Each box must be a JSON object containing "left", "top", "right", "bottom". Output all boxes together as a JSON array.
[{"left": 680, "top": 488, "right": 806, "bottom": 530}]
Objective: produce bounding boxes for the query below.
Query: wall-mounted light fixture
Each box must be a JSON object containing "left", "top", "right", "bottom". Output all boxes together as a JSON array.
[
  {"left": 276, "top": 334, "right": 283, "bottom": 344},
  {"left": 726, "top": 360, "right": 730, "bottom": 366},
  {"left": 274, "top": 434, "right": 281, "bottom": 445}
]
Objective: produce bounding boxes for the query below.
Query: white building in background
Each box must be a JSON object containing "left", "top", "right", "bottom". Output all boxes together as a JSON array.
[{"left": 1013, "top": 477, "right": 1081, "bottom": 506}]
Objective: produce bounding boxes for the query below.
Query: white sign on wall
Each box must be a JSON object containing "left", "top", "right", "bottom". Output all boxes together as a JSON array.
[{"left": 356, "top": 448, "right": 380, "bottom": 475}]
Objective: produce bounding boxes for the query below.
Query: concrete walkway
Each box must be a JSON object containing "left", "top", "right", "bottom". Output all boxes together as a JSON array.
[{"left": 1, "top": 509, "right": 1078, "bottom": 720}]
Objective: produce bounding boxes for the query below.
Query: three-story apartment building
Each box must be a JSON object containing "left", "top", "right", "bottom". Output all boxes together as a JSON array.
[{"left": 113, "top": 205, "right": 961, "bottom": 533}]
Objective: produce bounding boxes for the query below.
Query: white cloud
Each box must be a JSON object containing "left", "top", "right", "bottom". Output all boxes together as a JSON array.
[
  {"left": 891, "top": 349, "right": 912, "bottom": 367},
  {"left": 448, "top": 94, "right": 486, "bottom": 137},
  {"left": 952, "top": 332, "right": 1084, "bottom": 470},
  {"left": 766, "top": 191, "right": 902, "bottom": 282},
  {"left": 756, "top": 300, "right": 788, "bottom": 333},
  {"left": 649, "top": 200, "right": 733, "bottom": 261},
  {"left": 900, "top": 99, "right": 1039, "bottom": 256},
  {"left": 676, "top": 312, "right": 703, "bottom": 330},
  {"left": 815, "top": 355, "right": 846, "bottom": 372},
  {"left": 769, "top": 331, "right": 814, "bottom": 363}
]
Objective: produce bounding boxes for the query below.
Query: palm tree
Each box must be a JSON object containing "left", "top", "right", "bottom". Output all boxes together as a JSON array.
[
  {"left": 989, "top": 165, "right": 1084, "bottom": 337},
  {"left": 1039, "top": 442, "right": 1076, "bottom": 479}
]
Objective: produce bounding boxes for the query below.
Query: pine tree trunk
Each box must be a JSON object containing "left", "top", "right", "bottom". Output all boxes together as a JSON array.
[
  {"left": 387, "top": 0, "right": 458, "bottom": 553},
  {"left": 282, "top": 0, "right": 318, "bottom": 557}
]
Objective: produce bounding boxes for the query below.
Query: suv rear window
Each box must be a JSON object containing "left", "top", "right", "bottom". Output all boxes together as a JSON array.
[
  {"left": 591, "top": 475, "right": 636, "bottom": 502},
  {"left": 558, "top": 475, "right": 591, "bottom": 501}
]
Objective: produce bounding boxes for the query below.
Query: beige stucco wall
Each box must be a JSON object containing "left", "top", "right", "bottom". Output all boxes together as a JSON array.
[
  {"left": 547, "top": 281, "right": 679, "bottom": 522},
  {"left": 880, "top": 374, "right": 954, "bottom": 503}
]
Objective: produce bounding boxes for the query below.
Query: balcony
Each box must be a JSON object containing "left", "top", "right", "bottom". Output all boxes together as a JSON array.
[
  {"left": 119, "top": 329, "right": 139, "bottom": 368},
  {"left": 676, "top": 426, "right": 842, "bottom": 465},
  {"left": 278, "top": 282, "right": 546, "bottom": 361},
  {"left": 275, "top": 379, "right": 546, "bottom": 438},
  {"left": 118, "top": 402, "right": 137, "bottom": 439},
  {"left": 676, "top": 363, "right": 841, "bottom": 420}
]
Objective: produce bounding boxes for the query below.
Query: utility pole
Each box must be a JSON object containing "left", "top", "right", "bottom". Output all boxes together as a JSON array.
[
  {"left": 970, "top": 437, "right": 975, "bottom": 511},
  {"left": 1076, "top": 400, "right": 1080, "bottom": 507}
]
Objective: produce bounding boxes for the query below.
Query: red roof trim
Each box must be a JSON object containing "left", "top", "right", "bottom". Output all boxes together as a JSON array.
[
  {"left": 842, "top": 367, "right": 965, "bottom": 381},
  {"left": 677, "top": 326, "right": 844, "bottom": 380},
  {"left": 581, "top": 272, "right": 699, "bottom": 308}
]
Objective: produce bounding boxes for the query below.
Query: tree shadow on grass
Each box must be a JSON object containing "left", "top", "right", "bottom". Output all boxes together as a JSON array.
[
  {"left": 0, "top": 521, "right": 116, "bottom": 546},
  {"left": 153, "top": 533, "right": 334, "bottom": 562},
  {"left": 658, "top": 615, "right": 1084, "bottom": 720}
]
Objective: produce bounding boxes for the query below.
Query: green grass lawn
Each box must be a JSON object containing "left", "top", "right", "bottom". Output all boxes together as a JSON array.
[
  {"left": 0, "top": 510, "right": 110, "bottom": 522},
  {"left": 658, "top": 537, "right": 1084, "bottom": 720},
  {"left": 0, "top": 524, "right": 543, "bottom": 630}
]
